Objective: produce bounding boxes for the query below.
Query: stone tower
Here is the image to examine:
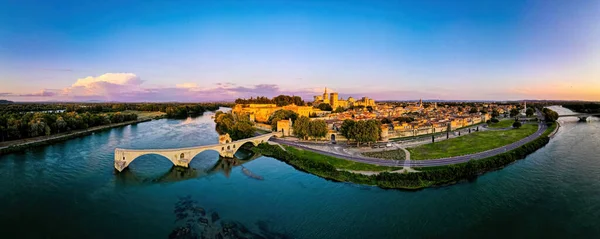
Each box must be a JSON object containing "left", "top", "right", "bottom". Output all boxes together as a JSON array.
[
  {"left": 322, "top": 87, "right": 329, "bottom": 104},
  {"left": 330, "top": 92, "right": 339, "bottom": 109}
]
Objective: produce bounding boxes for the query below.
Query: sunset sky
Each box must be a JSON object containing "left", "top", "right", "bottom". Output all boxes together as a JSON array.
[{"left": 1, "top": 0, "right": 599, "bottom": 102}]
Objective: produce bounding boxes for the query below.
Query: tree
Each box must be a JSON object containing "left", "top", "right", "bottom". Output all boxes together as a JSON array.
[
  {"left": 469, "top": 108, "right": 478, "bottom": 114},
  {"left": 308, "top": 120, "right": 328, "bottom": 141},
  {"left": 491, "top": 109, "right": 500, "bottom": 118},
  {"left": 491, "top": 118, "right": 500, "bottom": 123},
  {"left": 230, "top": 121, "right": 255, "bottom": 140},
  {"left": 111, "top": 112, "right": 124, "bottom": 123},
  {"left": 339, "top": 120, "right": 356, "bottom": 143},
  {"left": 334, "top": 106, "right": 345, "bottom": 113},
  {"left": 365, "top": 120, "right": 381, "bottom": 145},
  {"left": 512, "top": 121, "right": 522, "bottom": 129},
  {"left": 510, "top": 108, "right": 520, "bottom": 118},
  {"left": 526, "top": 108, "right": 534, "bottom": 117},
  {"left": 215, "top": 113, "right": 235, "bottom": 134},
  {"left": 380, "top": 118, "right": 392, "bottom": 124},
  {"left": 293, "top": 116, "right": 310, "bottom": 140},
  {"left": 366, "top": 106, "right": 374, "bottom": 113},
  {"left": 542, "top": 108, "right": 559, "bottom": 122},
  {"left": 346, "top": 120, "right": 381, "bottom": 147},
  {"left": 317, "top": 103, "right": 333, "bottom": 111}
]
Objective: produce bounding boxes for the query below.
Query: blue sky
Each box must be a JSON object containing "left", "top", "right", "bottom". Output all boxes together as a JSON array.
[{"left": 1, "top": 0, "right": 598, "bottom": 102}]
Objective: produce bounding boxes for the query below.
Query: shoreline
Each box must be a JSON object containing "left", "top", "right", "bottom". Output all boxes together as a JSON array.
[
  {"left": 254, "top": 122, "right": 557, "bottom": 190},
  {"left": 0, "top": 118, "right": 152, "bottom": 156}
]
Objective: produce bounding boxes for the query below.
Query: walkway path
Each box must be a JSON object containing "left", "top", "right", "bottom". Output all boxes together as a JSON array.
[{"left": 270, "top": 123, "right": 547, "bottom": 168}]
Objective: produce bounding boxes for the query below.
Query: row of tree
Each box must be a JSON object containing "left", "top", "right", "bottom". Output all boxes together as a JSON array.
[
  {"left": 214, "top": 111, "right": 255, "bottom": 141},
  {"left": 0, "top": 102, "right": 227, "bottom": 116},
  {"left": 234, "top": 95, "right": 305, "bottom": 107},
  {"left": 0, "top": 111, "right": 137, "bottom": 141},
  {"left": 339, "top": 119, "right": 382, "bottom": 146},
  {"left": 292, "top": 116, "right": 328, "bottom": 140}
]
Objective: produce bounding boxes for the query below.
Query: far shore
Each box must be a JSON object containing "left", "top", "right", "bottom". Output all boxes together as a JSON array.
[{"left": 0, "top": 118, "right": 152, "bottom": 156}]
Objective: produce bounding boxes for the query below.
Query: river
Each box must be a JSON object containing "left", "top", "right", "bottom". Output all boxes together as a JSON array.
[{"left": 0, "top": 106, "right": 599, "bottom": 238}]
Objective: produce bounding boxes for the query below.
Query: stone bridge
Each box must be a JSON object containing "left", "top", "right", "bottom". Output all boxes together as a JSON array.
[
  {"left": 114, "top": 133, "right": 277, "bottom": 172},
  {"left": 558, "top": 113, "right": 600, "bottom": 121}
]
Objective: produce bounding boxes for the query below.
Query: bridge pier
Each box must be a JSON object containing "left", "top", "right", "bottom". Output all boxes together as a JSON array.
[{"left": 579, "top": 117, "right": 588, "bottom": 122}]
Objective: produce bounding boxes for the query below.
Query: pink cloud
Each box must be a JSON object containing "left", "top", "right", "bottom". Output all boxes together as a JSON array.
[
  {"left": 2, "top": 73, "right": 325, "bottom": 102},
  {"left": 19, "top": 90, "right": 58, "bottom": 97}
]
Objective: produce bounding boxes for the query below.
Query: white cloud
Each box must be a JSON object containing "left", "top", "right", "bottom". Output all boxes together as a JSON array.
[{"left": 72, "top": 73, "right": 142, "bottom": 87}]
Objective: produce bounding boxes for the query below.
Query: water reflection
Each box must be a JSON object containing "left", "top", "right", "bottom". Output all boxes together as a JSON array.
[{"left": 115, "top": 150, "right": 264, "bottom": 186}]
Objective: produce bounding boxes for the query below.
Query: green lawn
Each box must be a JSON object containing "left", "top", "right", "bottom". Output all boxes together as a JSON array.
[
  {"left": 362, "top": 149, "right": 406, "bottom": 160},
  {"left": 284, "top": 146, "right": 401, "bottom": 172},
  {"left": 487, "top": 119, "right": 516, "bottom": 128},
  {"left": 408, "top": 124, "right": 538, "bottom": 160}
]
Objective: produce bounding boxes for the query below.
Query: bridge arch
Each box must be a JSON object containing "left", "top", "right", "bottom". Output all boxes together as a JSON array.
[
  {"left": 115, "top": 151, "right": 178, "bottom": 172},
  {"left": 115, "top": 133, "right": 276, "bottom": 172}
]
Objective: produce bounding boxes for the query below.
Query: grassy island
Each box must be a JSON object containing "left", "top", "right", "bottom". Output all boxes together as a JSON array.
[{"left": 253, "top": 122, "right": 556, "bottom": 190}]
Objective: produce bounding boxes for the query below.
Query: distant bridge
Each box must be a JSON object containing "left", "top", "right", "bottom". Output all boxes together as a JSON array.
[
  {"left": 558, "top": 113, "right": 600, "bottom": 121},
  {"left": 114, "top": 133, "right": 277, "bottom": 172}
]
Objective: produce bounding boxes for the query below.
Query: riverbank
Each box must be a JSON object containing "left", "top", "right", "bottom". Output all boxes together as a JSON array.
[
  {"left": 255, "top": 122, "right": 556, "bottom": 190},
  {"left": 0, "top": 118, "right": 152, "bottom": 156}
]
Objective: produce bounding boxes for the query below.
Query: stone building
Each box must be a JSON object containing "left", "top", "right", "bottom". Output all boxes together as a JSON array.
[
  {"left": 232, "top": 103, "right": 314, "bottom": 123},
  {"left": 277, "top": 118, "right": 293, "bottom": 136},
  {"left": 312, "top": 87, "right": 375, "bottom": 109}
]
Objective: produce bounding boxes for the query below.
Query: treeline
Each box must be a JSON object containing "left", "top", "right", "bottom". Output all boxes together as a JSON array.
[
  {"left": 252, "top": 122, "right": 555, "bottom": 190},
  {"left": 0, "top": 102, "right": 229, "bottom": 118},
  {"left": 292, "top": 116, "right": 328, "bottom": 140},
  {"left": 214, "top": 111, "right": 255, "bottom": 140},
  {"left": 163, "top": 104, "right": 222, "bottom": 119},
  {"left": 0, "top": 111, "right": 137, "bottom": 142},
  {"left": 339, "top": 119, "right": 382, "bottom": 146},
  {"left": 235, "top": 95, "right": 305, "bottom": 107},
  {"left": 562, "top": 103, "right": 600, "bottom": 114}
]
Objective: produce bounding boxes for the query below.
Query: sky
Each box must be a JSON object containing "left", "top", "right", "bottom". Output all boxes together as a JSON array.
[{"left": 1, "top": 0, "right": 599, "bottom": 102}]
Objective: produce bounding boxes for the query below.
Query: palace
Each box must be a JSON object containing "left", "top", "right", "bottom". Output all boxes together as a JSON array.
[
  {"left": 312, "top": 87, "right": 375, "bottom": 109},
  {"left": 232, "top": 103, "right": 314, "bottom": 123}
]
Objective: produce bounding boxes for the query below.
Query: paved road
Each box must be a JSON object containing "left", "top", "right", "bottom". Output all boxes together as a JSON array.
[{"left": 270, "top": 122, "right": 548, "bottom": 168}]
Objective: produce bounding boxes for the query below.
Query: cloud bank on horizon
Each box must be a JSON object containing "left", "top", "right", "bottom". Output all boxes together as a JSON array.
[{"left": 2, "top": 73, "right": 328, "bottom": 102}]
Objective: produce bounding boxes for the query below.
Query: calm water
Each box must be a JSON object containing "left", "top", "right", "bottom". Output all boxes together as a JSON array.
[{"left": 1, "top": 106, "right": 599, "bottom": 238}]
